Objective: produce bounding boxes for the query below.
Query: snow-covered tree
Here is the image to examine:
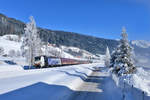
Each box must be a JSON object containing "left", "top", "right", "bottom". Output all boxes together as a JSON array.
[
  {"left": 16, "top": 50, "right": 21, "bottom": 57},
  {"left": 0, "top": 47, "right": 4, "bottom": 56},
  {"left": 21, "top": 16, "right": 42, "bottom": 66},
  {"left": 47, "top": 46, "right": 61, "bottom": 57},
  {"left": 105, "top": 46, "right": 111, "bottom": 67},
  {"left": 8, "top": 50, "right": 16, "bottom": 57},
  {"left": 110, "top": 27, "right": 136, "bottom": 76}
]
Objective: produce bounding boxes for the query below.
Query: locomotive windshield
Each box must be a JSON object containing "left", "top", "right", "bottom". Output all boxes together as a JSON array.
[{"left": 35, "top": 56, "right": 41, "bottom": 61}]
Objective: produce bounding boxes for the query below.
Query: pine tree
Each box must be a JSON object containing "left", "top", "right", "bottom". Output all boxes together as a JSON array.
[
  {"left": 105, "top": 46, "right": 111, "bottom": 67},
  {"left": 21, "top": 16, "right": 42, "bottom": 67},
  {"left": 110, "top": 27, "right": 136, "bottom": 76}
]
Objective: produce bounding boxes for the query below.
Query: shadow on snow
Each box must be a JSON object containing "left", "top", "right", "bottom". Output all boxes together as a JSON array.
[{"left": 0, "top": 67, "right": 149, "bottom": 100}]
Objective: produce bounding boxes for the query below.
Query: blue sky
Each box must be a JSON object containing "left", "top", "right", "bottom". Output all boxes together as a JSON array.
[{"left": 0, "top": 0, "right": 150, "bottom": 40}]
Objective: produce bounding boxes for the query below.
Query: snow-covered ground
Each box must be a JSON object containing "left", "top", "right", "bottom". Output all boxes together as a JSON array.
[
  {"left": 0, "top": 63, "right": 103, "bottom": 100},
  {"left": 68, "top": 67, "right": 123, "bottom": 100},
  {"left": 0, "top": 34, "right": 150, "bottom": 100},
  {"left": 111, "top": 67, "right": 150, "bottom": 100},
  {"left": 0, "top": 35, "right": 21, "bottom": 54},
  {"left": 0, "top": 56, "right": 150, "bottom": 100},
  {"left": 129, "top": 67, "right": 150, "bottom": 96},
  {"left": 61, "top": 46, "right": 97, "bottom": 59}
]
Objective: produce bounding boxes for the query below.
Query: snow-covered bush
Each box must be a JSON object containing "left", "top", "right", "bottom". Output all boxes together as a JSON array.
[
  {"left": 0, "top": 47, "right": 4, "bottom": 55},
  {"left": 105, "top": 46, "right": 111, "bottom": 67},
  {"left": 47, "top": 46, "right": 61, "bottom": 57},
  {"left": 8, "top": 50, "right": 16, "bottom": 57},
  {"left": 16, "top": 50, "right": 21, "bottom": 57},
  {"left": 2, "top": 35, "right": 20, "bottom": 42},
  {"left": 110, "top": 27, "right": 136, "bottom": 76}
]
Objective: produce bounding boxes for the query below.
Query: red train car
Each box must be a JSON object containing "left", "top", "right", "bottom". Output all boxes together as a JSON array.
[
  {"left": 34, "top": 56, "right": 90, "bottom": 68},
  {"left": 61, "top": 58, "right": 77, "bottom": 65},
  {"left": 60, "top": 58, "right": 89, "bottom": 65}
]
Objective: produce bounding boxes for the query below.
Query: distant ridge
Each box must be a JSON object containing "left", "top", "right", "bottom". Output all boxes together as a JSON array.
[{"left": 0, "top": 13, "right": 118, "bottom": 54}]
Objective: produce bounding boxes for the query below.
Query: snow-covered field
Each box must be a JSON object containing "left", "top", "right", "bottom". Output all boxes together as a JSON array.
[
  {"left": 0, "top": 35, "right": 21, "bottom": 54},
  {"left": 0, "top": 34, "right": 150, "bottom": 100},
  {"left": 0, "top": 56, "right": 150, "bottom": 100},
  {"left": 0, "top": 63, "right": 103, "bottom": 100}
]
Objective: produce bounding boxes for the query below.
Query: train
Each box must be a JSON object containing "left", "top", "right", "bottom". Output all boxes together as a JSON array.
[{"left": 34, "top": 55, "right": 90, "bottom": 68}]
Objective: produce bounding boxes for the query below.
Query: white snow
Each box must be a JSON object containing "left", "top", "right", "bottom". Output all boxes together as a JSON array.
[
  {"left": 0, "top": 63, "right": 99, "bottom": 93},
  {"left": 111, "top": 67, "right": 150, "bottom": 100},
  {"left": 0, "top": 35, "right": 21, "bottom": 54},
  {"left": 61, "top": 45, "right": 97, "bottom": 58},
  {"left": 129, "top": 67, "right": 150, "bottom": 96},
  {"left": 0, "top": 34, "right": 150, "bottom": 100},
  {"left": 46, "top": 45, "right": 75, "bottom": 59},
  {"left": 0, "top": 34, "right": 100, "bottom": 60},
  {"left": 0, "top": 56, "right": 24, "bottom": 72},
  {"left": 131, "top": 40, "right": 150, "bottom": 48},
  {"left": 0, "top": 63, "right": 102, "bottom": 100},
  {"left": 0, "top": 55, "right": 150, "bottom": 100},
  {"left": 1, "top": 35, "right": 20, "bottom": 42}
]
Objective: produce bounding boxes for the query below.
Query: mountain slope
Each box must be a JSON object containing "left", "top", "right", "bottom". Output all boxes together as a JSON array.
[
  {"left": 0, "top": 34, "right": 98, "bottom": 60},
  {"left": 131, "top": 40, "right": 150, "bottom": 48},
  {"left": 0, "top": 13, "right": 118, "bottom": 54},
  {"left": 131, "top": 40, "right": 150, "bottom": 67}
]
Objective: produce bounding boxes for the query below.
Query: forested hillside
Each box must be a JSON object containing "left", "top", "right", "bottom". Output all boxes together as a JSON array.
[{"left": 0, "top": 13, "right": 118, "bottom": 54}]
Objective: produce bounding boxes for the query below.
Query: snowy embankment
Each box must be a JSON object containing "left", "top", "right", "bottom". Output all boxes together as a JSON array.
[
  {"left": 111, "top": 67, "right": 150, "bottom": 100},
  {"left": 0, "top": 57, "right": 24, "bottom": 72},
  {"left": 0, "top": 63, "right": 102, "bottom": 100},
  {"left": 130, "top": 67, "right": 150, "bottom": 96}
]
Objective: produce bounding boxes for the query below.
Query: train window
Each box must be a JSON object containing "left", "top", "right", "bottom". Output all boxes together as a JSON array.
[{"left": 35, "top": 57, "right": 41, "bottom": 61}]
